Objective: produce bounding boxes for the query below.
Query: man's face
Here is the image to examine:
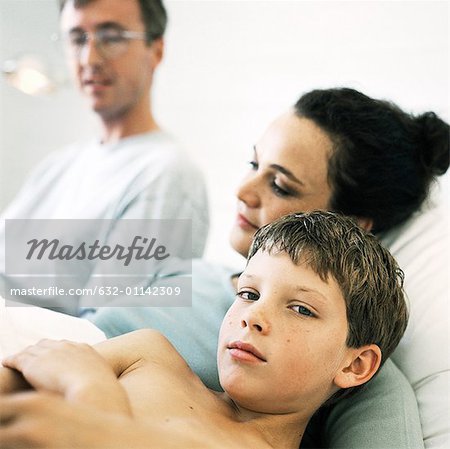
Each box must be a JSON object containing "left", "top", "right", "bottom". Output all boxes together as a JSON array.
[
  {"left": 60, "top": 0, "right": 161, "bottom": 121},
  {"left": 217, "top": 250, "right": 353, "bottom": 417}
]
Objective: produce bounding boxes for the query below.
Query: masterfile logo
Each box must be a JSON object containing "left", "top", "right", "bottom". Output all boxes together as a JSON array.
[
  {"left": 26, "top": 236, "right": 170, "bottom": 266},
  {"left": 3, "top": 219, "right": 192, "bottom": 308}
]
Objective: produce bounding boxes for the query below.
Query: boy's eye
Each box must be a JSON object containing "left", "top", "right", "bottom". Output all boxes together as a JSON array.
[
  {"left": 291, "top": 305, "right": 315, "bottom": 317},
  {"left": 237, "top": 290, "right": 260, "bottom": 301}
]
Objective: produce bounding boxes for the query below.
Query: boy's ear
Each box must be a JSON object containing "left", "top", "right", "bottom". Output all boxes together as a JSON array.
[{"left": 334, "top": 344, "right": 382, "bottom": 389}]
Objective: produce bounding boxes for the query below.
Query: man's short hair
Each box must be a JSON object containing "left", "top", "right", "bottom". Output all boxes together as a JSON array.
[
  {"left": 58, "top": 0, "right": 167, "bottom": 43},
  {"left": 248, "top": 211, "right": 408, "bottom": 400}
]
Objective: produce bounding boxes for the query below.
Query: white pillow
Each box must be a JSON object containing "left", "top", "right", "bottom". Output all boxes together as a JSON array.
[
  {"left": 380, "top": 194, "right": 449, "bottom": 448},
  {"left": 0, "top": 297, "right": 106, "bottom": 359}
]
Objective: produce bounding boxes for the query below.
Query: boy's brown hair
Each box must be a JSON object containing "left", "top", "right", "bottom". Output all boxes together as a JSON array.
[{"left": 248, "top": 211, "right": 408, "bottom": 400}]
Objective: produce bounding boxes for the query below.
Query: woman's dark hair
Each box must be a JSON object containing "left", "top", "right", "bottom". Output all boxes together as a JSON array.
[{"left": 295, "top": 88, "right": 449, "bottom": 233}]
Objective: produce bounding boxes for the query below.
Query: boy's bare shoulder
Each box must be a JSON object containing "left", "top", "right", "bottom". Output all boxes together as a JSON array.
[
  {"left": 115, "top": 328, "right": 184, "bottom": 363},
  {"left": 110, "top": 329, "right": 194, "bottom": 379}
]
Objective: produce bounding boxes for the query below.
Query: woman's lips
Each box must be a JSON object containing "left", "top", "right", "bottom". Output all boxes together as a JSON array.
[
  {"left": 236, "top": 214, "right": 258, "bottom": 230},
  {"left": 228, "top": 341, "right": 267, "bottom": 363}
]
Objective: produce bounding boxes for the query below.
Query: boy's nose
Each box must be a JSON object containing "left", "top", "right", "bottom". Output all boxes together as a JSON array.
[{"left": 241, "top": 305, "right": 271, "bottom": 335}]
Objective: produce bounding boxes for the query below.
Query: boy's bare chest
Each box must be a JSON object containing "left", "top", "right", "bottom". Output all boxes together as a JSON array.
[{"left": 118, "top": 360, "right": 217, "bottom": 420}]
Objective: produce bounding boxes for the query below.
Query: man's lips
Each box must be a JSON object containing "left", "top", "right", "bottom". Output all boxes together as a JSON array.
[
  {"left": 236, "top": 214, "right": 258, "bottom": 230},
  {"left": 82, "top": 78, "right": 112, "bottom": 90},
  {"left": 227, "top": 341, "right": 267, "bottom": 363}
]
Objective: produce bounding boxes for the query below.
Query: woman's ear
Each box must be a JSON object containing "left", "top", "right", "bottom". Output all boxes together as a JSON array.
[
  {"left": 334, "top": 344, "right": 382, "bottom": 389},
  {"left": 355, "top": 217, "right": 373, "bottom": 232}
]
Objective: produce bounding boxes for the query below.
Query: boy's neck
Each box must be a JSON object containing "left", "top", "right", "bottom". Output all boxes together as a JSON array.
[{"left": 218, "top": 392, "right": 309, "bottom": 449}]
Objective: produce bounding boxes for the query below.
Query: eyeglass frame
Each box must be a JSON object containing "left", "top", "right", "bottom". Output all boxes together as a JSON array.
[{"left": 59, "top": 27, "right": 154, "bottom": 60}]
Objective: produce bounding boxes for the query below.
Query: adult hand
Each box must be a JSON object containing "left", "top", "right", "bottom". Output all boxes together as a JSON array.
[
  {"left": 2, "top": 339, "right": 114, "bottom": 397},
  {"left": 2, "top": 340, "right": 130, "bottom": 413},
  {"left": 0, "top": 366, "right": 30, "bottom": 395},
  {"left": 0, "top": 392, "right": 244, "bottom": 449},
  {"left": 0, "top": 391, "right": 139, "bottom": 449}
]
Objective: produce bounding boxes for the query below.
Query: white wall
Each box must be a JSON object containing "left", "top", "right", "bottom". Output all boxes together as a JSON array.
[{"left": 0, "top": 0, "right": 448, "bottom": 267}]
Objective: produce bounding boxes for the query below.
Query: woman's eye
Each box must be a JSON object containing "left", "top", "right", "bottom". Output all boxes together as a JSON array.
[
  {"left": 292, "top": 305, "right": 315, "bottom": 317},
  {"left": 248, "top": 160, "right": 258, "bottom": 170},
  {"left": 271, "top": 180, "right": 290, "bottom": 197},
  {"left": 237, "top": 290, "right": 260, "bottom": 301}
]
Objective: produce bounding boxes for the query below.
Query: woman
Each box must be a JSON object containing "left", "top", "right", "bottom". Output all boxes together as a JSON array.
[{"left": 91, "top": 88, "right": 449, "bottom": 448}]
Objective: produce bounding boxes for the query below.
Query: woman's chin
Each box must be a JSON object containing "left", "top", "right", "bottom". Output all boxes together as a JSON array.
[{"left": 229, "top": 226, "right": 253, "bottom": 258}]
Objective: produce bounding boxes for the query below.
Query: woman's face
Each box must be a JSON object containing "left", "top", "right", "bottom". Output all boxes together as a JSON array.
[{"left": 230, "top": 111, "right": 333, "bottom": 257}]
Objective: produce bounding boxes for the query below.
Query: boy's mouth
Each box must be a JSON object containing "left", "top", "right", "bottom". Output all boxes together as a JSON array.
[{"left": 227, "top": 341, "right": 267, "bottom": 362}]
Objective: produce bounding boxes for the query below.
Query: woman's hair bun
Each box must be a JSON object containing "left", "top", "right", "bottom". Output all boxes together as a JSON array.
[{"left": 415, "top": 111, "right": 449, "bottom": 176}]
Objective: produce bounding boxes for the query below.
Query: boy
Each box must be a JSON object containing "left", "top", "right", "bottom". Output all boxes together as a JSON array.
[{"left": 0, "top": 211, "right": 407, "bottom": 448}]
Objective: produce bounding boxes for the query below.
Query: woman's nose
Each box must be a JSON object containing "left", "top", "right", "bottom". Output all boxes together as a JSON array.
[{"left": 236, "top": 173, "right": 261, "bottom": 208}]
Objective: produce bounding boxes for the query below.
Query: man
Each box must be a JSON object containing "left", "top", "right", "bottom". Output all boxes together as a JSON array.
[{"left": 0, "top": 0, "right": 209, "bottom": 313}]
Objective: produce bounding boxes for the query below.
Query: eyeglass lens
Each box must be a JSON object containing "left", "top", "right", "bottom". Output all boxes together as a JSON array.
[{"left": 65, "top": 29, "right": 134, "bottom": 59}]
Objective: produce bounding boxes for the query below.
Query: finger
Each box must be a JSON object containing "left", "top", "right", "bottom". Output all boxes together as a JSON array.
[
  {"left": 2, "top": 350, "right": 39, "bottom": 371},
  {"left": 36, "top": 338, "right": 82, "bottom": 349},
  {"left": 0, "top": 426, "right": 35, "bottom": 449},
  {"left": 35, "top": 338, "right": 67, "bottom": 347},
  {"left": 0, "top": 391, "right": 61, "bottom": 419},
  {"left": 0, "top": 392, "right": 33, "bottom": 422},
  {"left": 2, "top": 340, "right": 65, "bottom": 367},
  {"left": 0, "top": 395, "right": 43, "bottom": 449},
  {"left": 2, "top": 340, "right": 60, "bottom": 366},
  {"left": 2, "top": 353, "right": 26, "bottom": 370},
  {"left": 2, "top": 342, "right": 46, "bottom": 362}
]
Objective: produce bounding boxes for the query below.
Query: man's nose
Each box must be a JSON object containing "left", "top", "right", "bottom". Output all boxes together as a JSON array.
[{"left": 78, "top": 37, "right": 104, "bottom": 66}]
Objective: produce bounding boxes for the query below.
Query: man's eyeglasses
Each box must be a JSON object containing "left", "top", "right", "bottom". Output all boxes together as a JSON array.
[{"left": 62, "top": 28, "right": 149, "bottom": 60}]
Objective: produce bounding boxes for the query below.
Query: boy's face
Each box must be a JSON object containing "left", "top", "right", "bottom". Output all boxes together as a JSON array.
[{"left": 217, "top": 250, "right": 353, "bottom": 416}]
